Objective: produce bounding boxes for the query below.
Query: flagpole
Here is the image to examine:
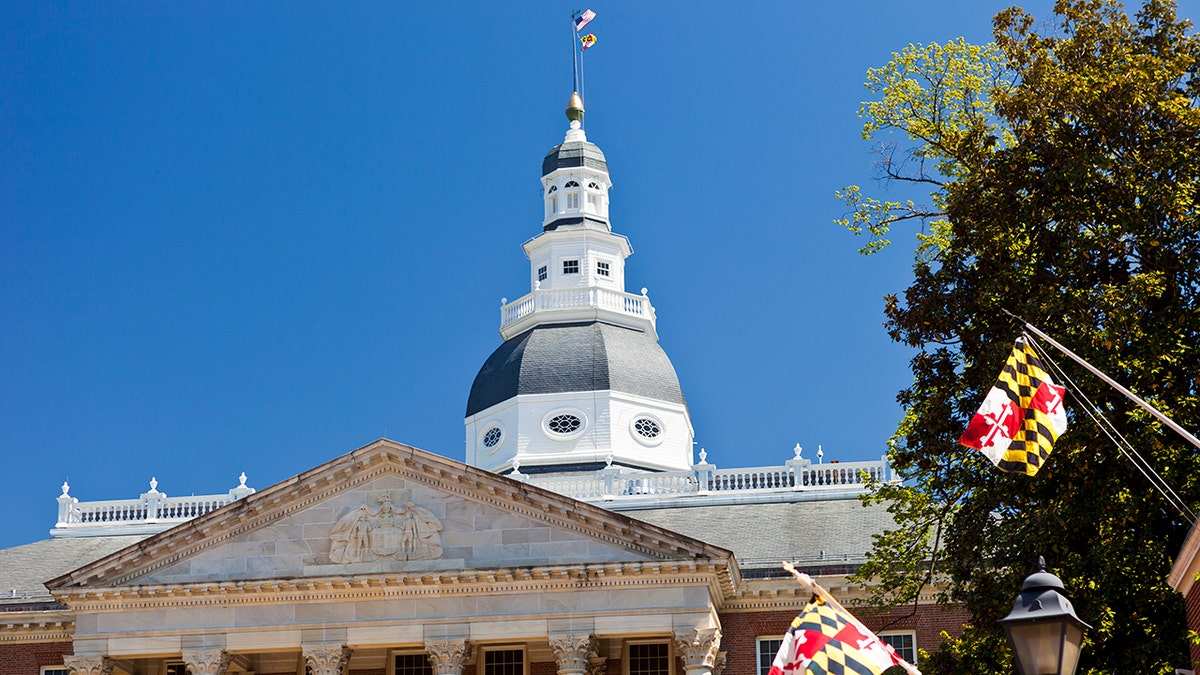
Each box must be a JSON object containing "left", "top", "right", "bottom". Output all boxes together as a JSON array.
[
  {"left": 579, "top": 38, "right": 586, "bottom": 128},
  {"left": 1007, "top": 313, "right": 1200, "bottom": 453},
  {"left": 782, "top": 562, "right": 922, "bottom": 675},
  {"left": 571, "top": 12, "right": 579, "bottom": 94}
]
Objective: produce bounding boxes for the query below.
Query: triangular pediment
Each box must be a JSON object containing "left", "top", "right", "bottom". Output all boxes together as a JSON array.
[{"left": 48, "top": 440, "right": 733, "bottom": 591}]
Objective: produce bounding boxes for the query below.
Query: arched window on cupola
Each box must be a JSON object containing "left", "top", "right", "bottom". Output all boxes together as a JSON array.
[
  {"left": 546, "top": 185, "right": 558, "bottom": 217},
  {"left": 563, "top": 181, "right": 581, "bottom": 210},
  {"left": 585, "top": 181, "right": 606, "bottom": 216}
]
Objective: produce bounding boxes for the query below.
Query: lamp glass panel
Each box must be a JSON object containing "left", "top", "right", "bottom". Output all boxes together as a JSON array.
[
  {"left": 1059, "top": 623, "right": 1084, "bottom": 675},
  {"left": 1007, "top": 621, "right": 1065, "bottom": 675}
]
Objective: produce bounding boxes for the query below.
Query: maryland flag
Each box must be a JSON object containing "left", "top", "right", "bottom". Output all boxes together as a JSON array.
[
  {"left": 579, "top": 33, "right": 597, "bottom": 50},
  {"left": 768, "top": 596, "right": 920, "bottom": 675},
  {"left": 959, "top": 337, "right": 1068, "bottom": 476}
]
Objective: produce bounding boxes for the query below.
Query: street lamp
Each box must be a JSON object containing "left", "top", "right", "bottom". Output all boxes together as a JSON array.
[{"left": 999, "top": 556, "right": 1090, "bottom": 675}]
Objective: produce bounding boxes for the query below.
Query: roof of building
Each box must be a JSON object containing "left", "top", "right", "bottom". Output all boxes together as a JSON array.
[
  {"left": 542, "top": 140, "right": 608, "bottom": 178},
  {"left": 623, "top": 495, "right": 894, "bottom": 575},
  {"left": 466, "top": 321, "right": 687, "bottom": 417},
  {"left": 0, "top": 535, "right": 150, "bottom": 608}
]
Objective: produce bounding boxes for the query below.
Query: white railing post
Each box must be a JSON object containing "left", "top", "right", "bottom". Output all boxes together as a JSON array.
[
  {"left": 141, "top": 478, "right": 164, "bottom": 521},
  {"left": 692, "top": 451, "right": 715, "bottom": 496},
  {"left": 599, "top": 458, "right": 620, "bottom": 501},
  {"left": 56, "top": 482, "right": 77, "bottom": 526},
  {"left": 786, "top": 444, "right": 810, "bottom": 491}
]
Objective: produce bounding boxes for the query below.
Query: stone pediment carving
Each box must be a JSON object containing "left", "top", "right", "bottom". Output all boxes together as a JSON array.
[
  {"left": 46, "top": 440, "right": 736, "bottom": 594},
  {"left": 330, "top": 494, "right": 443, "bottom": 563}
]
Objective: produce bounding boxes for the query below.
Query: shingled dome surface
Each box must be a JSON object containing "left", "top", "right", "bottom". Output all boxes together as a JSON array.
[
  {"left": 466, "top": 321, "right": 686, "bottom": 417},
  {"left": 542, "top": 140, "right": 608, "bottom": 177}
]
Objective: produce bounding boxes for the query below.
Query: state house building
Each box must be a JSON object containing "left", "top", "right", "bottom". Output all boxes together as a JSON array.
[{"left": 0, "top": 94, "right": 967, "bottom": 675}]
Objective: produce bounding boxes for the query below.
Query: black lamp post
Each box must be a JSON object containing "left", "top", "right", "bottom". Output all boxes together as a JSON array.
[{"left": 999, "top": 556, "right": 1090, "bottom": 675}]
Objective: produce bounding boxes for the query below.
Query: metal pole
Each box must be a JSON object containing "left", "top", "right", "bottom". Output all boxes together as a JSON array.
[{"left": 1017, "top": 319, "right": 1200, "bottom": 452}]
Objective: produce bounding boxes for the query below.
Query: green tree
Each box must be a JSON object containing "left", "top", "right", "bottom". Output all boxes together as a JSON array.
[{"left": 839, "top": 1, "right": 1200, "bottom": 673}]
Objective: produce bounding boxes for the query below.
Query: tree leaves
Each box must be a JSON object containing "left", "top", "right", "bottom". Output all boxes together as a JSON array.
[{"left": 842, "top": 1, "right": 1200, "bottom": 673}]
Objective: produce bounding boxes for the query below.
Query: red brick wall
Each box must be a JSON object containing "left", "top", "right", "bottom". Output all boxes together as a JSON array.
[
  {"left": 0, "top": 642, "right": 72, "bottom": 675},
  {"left": 529, "top": 662, "right": 556, "bottom": 675},
  {"left": 1187, "top": 586, "right": 1200, "bottom": 670},
  {"left": 719, "top": 605, "right": 969, "bottom": 672}
]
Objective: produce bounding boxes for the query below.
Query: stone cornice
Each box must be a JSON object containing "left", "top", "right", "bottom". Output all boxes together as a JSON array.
[
  {"left": 54, "top": 560, "right": 734, "bottom": 612},
  {"left": 48, "top": 440, "right": 737, "bottom": 595},
  {"left": 0, "top": 609, "right": 73, "bottom": 643},
  {"left": 722, "top": 575, "right": 953, "bottom": 612}
]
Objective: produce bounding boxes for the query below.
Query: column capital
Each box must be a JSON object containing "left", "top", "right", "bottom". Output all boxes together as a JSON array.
[
  {"left": 673, "top": 628, "right": 722, "bottom": 675},
  {"left": 424, "top": 638, "right": 470, "bottom": 675},
  {"left": 181, "top": 649, "right": 232, "bottom": 675},
  {"left": 302, "top": 644, "right": 351, "bottom": 675},
  {"left": 549, "top": 633, "right": 596, "bottom": 675},
  {"left": 64, "top": 656, "right": 113, "bottom": 675}
]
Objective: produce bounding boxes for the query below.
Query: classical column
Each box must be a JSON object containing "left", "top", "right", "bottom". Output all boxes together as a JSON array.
[
  {"left": 63, "top": 656, "right": 113, "bottom": 675},
  {"left": 712, "top": 652, "right": 727, "bottom": 675},
  {"left": 673, "top": 628, "right": 721, "bottom": 675},
  {"left": 549, "top": 633, "right": 596, "bottom": 675},
  {"left": 302, "top": 644, "right": 351, "bottom": 675},
  {"left": 424, "top": 638, "right": 469, "bottom": 675},
  {"left": 181, "top": 650, "right": 232, "bottom": 675}
]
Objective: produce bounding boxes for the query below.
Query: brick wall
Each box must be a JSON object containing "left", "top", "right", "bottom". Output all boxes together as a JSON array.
[
  {"left": 0, "top": 642, "right": 71, "bottom": 675},
  {"left": 1187, "top": 586, "right": 1200, "bottom": 670},
  {"left": 720, "top": 605, "right": 969, "bottom": 672}
]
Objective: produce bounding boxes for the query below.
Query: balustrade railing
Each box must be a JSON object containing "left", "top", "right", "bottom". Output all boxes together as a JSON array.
[
  {"left": 500, "top": 287, "right": 655, "bottom": 332},
  {"left": 53, "top": 474, "right": 256, "bottom": 537},
  {"left": 521, "top": 454, "right": 893, "bottom": 503}
]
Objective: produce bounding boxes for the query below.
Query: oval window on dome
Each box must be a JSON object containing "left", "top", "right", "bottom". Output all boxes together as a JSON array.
[
  {"left": 630, "top": 414, "right": 665, "bottom": 447},
  {"left": 547, "top": 414, "right": 582, "bottom": 435},
  {"left": 479, "top": 423, "right": 505, "bottom": 455},
  {"left": 483, "top": 427, "right": 502, "bottom": 447},
  {"left": 633, "top": 417, "right": 661, "bottom": 438}
]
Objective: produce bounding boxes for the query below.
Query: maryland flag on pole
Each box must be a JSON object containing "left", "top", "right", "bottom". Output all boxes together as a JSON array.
[
  {"left": 959, "top": 337, "right": 1068, "bottom": 476},
  {"left": 768, "top": 596, "right": 920, "bottom": 675},
  {"left": 579, "top": 33, "right": 597, "bottom": 50}
]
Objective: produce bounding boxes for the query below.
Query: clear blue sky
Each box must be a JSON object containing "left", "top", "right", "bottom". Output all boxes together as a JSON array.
[{"left": 4, "top": 1, "right": 1194, "bottom": 548}]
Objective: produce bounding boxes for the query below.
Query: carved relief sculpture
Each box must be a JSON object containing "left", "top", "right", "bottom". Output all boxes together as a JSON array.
[{"left": 329, "top": 493, "right": 443, "bottom": 563}]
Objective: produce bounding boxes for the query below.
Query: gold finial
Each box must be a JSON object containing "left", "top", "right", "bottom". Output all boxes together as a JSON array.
[{"left": 566, "top": 92, "right": 585, "bottom": 122}]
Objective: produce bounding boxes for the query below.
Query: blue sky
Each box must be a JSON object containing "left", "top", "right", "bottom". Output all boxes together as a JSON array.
[{"left": 4, "top": 1, "right": 1194, "bottom": 548}]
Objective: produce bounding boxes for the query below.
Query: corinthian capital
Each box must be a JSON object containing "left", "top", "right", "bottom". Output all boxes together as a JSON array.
[
  {"left": 549, "top": 633, "right": 596, "bottom": 675},
  {"left": 302, "top": 644, "right": 351, "bottom": 675},
  {"left": 181, "top": 650, "right": 232, "bottom": 675},
  {"left": 63, "top": 656, "right": 113, "bottom": 675},
  {"left": 673, "top": 628, "right": 722, "bottom": 675},
  {"left": 424, "top": 638, "right": 470, "bottom": 675}
]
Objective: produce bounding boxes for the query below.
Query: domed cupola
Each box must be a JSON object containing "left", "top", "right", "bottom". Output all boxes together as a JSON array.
[
  {"left": 541, "top": 93, "right": 612, "bottom": 232},
  {"left": 464, "top": 93, "right": 694, "bottom": 476}
]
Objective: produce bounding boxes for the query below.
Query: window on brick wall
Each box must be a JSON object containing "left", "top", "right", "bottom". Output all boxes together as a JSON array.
[
  {"left": 483, "top": 647, "right": 525, "bottom": 675},
  {"left": 627, "top": 641, "right": 671, "bottom": 675},
  {"left": 757, "top": 637, "right": 784, "bottom": 675},
  {"left": 879, "top": 632, "right": 917, "bottom": 664},
  {"left": 393, "top": 653, "right": 434, "bottom": 675},
  {"left": 42, "top": 668, "right": 70, "bottom": 675},
  {"left": 163, "top": 664, "right": 187, "bottom": 675}
]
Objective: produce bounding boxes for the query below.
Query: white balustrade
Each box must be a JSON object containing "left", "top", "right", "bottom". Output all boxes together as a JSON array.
[
  {"left": 525, "top": 455, "right": 893, "bottom": 503},
  {"left": 53, "top": 474, "right": 256, "bottom": 537},
  {"left": 500, "top": 287, "right": 655, "bottom": 333}
]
